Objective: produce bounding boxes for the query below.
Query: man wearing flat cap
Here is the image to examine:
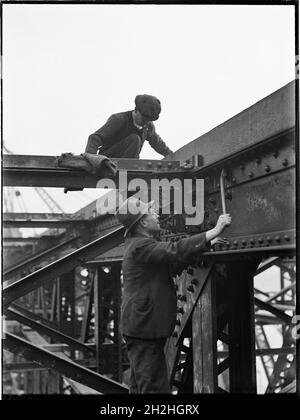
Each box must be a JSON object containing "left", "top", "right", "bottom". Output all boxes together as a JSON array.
[
  {"left": 115, "top": 196, "right": 232, "bottom": 393},
  {"left": 85, "top": 94, "right": 174, "bottom": 159}
]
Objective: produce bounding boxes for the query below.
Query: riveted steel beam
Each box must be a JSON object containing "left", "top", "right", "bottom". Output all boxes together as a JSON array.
[
  {"left": 3, "top": 155, "right": 183, "bottom": 188},
  {"left": 8, "top": 303, "right": 59, "bottom": 330},
  {"left": 3, "top": 332, "right": 128, "bottom": 394},
  {"left": 3, "top": 235, "right": 80, "bottom": 281},
  {"left": 3, "top": 226, "right": 125, "bottom": 307},
  {"left": 5, "top": 306, "right": 96, "bottom": 355},
  {"left": 254, "top": 297, "right": 292, "bottom": 323}
]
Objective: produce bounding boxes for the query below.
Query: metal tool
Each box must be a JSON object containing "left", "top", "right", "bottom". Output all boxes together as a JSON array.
[{"left": 220, "top": 169, "right": 227, "bottom": 214}]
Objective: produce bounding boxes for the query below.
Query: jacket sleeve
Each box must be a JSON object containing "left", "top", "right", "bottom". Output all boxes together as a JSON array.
[
  {"left": 133, "top": 234, "right": 209, "bottom": 264},
  {"left": 85, "top": 114, "right": 125, "bottom": 153},
  {"left": 146, "top": 123, "right": 174, "bottom": 157}
]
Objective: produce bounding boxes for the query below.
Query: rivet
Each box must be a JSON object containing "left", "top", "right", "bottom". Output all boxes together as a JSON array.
[
  {"left": 282, "top": 159, "right": 288, "bottom": 167},
  {"left": 209, "top": 197, "right": 216, "bottom": 205},
  {"left": 242, "top": 239, "right": 247, "bottom": 246},
  {"left": 248, "top": 172, "right": 254, "bottom": 178},
  {"left": 250, "top": 238, "right": 255, "bottom": 245},
  {"left": 217, "top": 183, "right": 220, "bottom": 189},
  {"left": 205, "top": 177, "right": 210, "bottom": 182},
  {"left": 232, "top": 177, "right": 237, "bottom": 183},
  {"left": 157, "top": 162, "right": 162, "bottom": 168},
  {"left": 167, "top": 162, "right": 172, "bottom": 168},
  {"left": 233, "top": 240, "right": 238, "bottom": 246},
  {"left": 147, "top": 161, "right": 152, "bottom": 167},
  {"left": 275, "top": 236, "right": 281, "bottom": 243},
  {"left": 191, "top": 278, "right": 198, "bottom": 285},
  {"left": 258, "top": 237, "right": 263, "bottom": 244},
  {"left": 265, "top": 165, "right": 271, "bottom": 172},
  {"left": 172, "top": 331, "right": 178, "bottom": 338},
  {"left": 187, "top": 285, "right": 194, "bottom": 293},
  {"left": 273, "top": 151, "right": 279, "bottom": 158},
  {"left": 284, "top": 235, "right": 290, "bottom": 242},
  {"left": 214, "top": 208, "right": 219, "bottom": 213},
  {"left": 266, "top": 236, "right": 272, "bottom": 243}
]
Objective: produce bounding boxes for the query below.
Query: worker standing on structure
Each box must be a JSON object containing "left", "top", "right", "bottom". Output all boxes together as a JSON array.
[
  {"left": 85, "top": 95, "right": 174, "bottom": 159},
  {"left": 116, "top": 197, "right": 231, "bottom": 393}
]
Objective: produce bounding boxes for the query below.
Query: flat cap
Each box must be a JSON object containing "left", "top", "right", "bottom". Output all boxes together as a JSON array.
[{"left": 135, "top": 94, "right": 161, "bottom": 121}]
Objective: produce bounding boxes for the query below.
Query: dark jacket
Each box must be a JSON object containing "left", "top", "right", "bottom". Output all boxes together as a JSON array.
[
  {"left": 85, "top": 111, "right": 172, "bottom": 157},
  {"left": 121, "top": 232, "right": 208, "bottom": 339}
]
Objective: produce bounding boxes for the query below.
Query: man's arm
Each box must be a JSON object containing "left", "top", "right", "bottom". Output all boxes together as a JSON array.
[
  {"left": 133, "top": 214, "right": 231, "bottom": 264},
  {"left": 85, "top": 114, "right": 125, "bottom": 154},
  {"left": 146, "top": 124, "right": 174, "bottom": 158}
]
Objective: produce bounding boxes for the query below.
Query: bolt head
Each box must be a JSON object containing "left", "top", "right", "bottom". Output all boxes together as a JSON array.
[
  {"left": 248, "top": 172, "right": 254, "bottom": 178},
  {"left": 282, "top": 159, "right": 288, "bottom": 167},
  {"left": 265, "top": 165, "right": 271, "bottom": 172},
  {"left": 275, "top": 236, "right": 281, "bottom": 243}
]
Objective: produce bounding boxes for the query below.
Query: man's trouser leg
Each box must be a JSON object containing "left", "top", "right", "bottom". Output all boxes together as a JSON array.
[
  {"left": 100, "top": 134, "right": 141, "bottom": 158},
  {"left": 124, "top": 336, "right": 171, "bottom": 394}
]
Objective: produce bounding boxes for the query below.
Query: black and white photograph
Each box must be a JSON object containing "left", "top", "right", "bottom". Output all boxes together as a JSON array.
[{"left": 1, "top": 0, "right": 298, "bottom": 404}]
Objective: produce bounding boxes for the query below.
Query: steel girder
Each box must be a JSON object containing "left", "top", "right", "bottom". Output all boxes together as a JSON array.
[
  {"left": 3, "top": 155, "right": 183, "bottom": 188},
  {"left": 5, "top": 306, "right": 96, "bottom": 355},
  {"left": 3, "top": 226, "right": 125, "bottom": 307},
  {"left": 3, "top": 332, "right": 128, "bottom": 394},
  {"left": 3, "top": 235, "right": 80, "bottom": 281},
  {"left": 198, "top": 129, "right": 296, "bottom": 250}
]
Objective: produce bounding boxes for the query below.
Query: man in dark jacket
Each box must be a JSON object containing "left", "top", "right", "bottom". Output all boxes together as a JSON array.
[
  {"left": 116, "top": 197, "right": 231, "bottom": 393},
  {"left": 85, "top": 94, "right": 173, "bottom": 158}
]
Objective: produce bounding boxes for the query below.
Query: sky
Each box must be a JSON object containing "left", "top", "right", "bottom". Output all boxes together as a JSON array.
[{"left": 2, "top": 3, "right": 296, "bottom": 215}]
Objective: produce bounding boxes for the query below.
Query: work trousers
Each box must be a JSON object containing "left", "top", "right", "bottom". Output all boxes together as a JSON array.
[
  {"left": 99, "top": 134, "right": 141, "bottom": 158},
  {"left": 124, "top": 336, "right": 171, "bottom": 394}
]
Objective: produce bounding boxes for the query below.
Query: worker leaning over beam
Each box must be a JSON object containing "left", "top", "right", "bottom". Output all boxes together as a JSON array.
[
  {"left": 85, "top": 95, "right": 174, "bottom": 159},
  {"left": 116, "top": 197, "right": 231, "bottom": 394}
]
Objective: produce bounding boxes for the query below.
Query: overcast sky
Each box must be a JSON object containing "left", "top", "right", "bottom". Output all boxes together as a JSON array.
[{"left": 2, "top": 3, "right": 295, "bottom": 217}]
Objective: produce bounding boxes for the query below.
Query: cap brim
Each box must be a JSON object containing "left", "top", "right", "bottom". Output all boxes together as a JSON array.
[{"left": 124, "top": 200, "right": 155, "bottom": 237}]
